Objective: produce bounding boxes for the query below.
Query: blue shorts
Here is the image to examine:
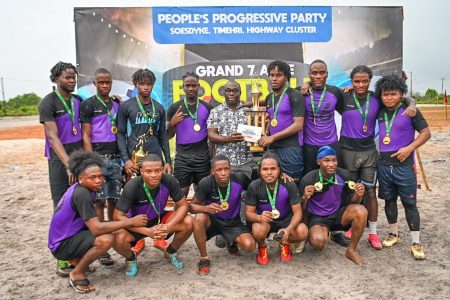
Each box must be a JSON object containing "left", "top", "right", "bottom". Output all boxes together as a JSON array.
[
  {"left": 96, "top": 157, "right": 123, "bottom": 201},
  {"left": 270, "top": 146, "right": 303, "bottom": 180},
  {"left": 377, "top": 164, "right": 417, "bottom": 205}
]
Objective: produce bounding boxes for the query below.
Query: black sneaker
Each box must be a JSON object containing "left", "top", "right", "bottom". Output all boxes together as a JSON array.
[
  {"left": 226, "top": 242, "right": 240, "bottom": 256},
  {"left": 215, "top": 235, "right": 226, "bottom": 248},
  {"left": 330, "top": 232, "right": 350, "bottom": 247}
]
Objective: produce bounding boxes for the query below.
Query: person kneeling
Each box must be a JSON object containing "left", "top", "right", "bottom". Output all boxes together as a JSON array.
[
  {"left": 191, "top": 155, "right": 255, "bottom": 275},
  {"left": 48, "top": 151, "right": 147, "bottom": 294},
  {"left": 245, "top": 152, "right": 308, "bottom": 265},
  {"left": 113, "top": 154, "right": 193, "bottom": 276},
  {"left": 301, "top": 146, "right": 368, "bottom": 265}
]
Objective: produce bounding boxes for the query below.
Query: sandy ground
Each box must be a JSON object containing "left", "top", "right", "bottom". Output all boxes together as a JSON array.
[{"left": 0, "top": 112, "right": 449, "bottom": 299}]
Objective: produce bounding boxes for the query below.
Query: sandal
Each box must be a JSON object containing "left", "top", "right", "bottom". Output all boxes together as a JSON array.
[
  {"left": 69, "top": 278, "right": 95, "bottom": 294},
  {"left": 98, "top": 252, "right": 114, "bottom": 266}
]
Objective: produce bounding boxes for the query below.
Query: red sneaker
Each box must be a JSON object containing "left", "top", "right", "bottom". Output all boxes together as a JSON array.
[
  {"left": 153, "top": 239, "right": 168, "bottom": 252},
  {"left": 257, "top": 246, "right": 269, "bottom": 265},
  {"left": 131, "top": 239, "right": 146, "bottom": 255},
  {"left": 279, "top": 244, "right": 292, "bottom": 262},
  {"left": 197, "top": 258, "right": 210, "bottom": 276},
  {"left": 344, "top": 228, "right": 352, "bottom": 239},
  {"left": 368, "top": 233, "right": 383, "bottom": 250}
]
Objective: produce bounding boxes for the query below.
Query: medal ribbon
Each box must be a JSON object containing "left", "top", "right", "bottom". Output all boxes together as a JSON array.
[
  {"left": 55, "top": 90, "right": 75, "bottom": 124},
  {"left": 264, "top": 179, "right": 279, "bottom": 210},
  {"left": 183, "top": 98, "right": 199, "bottom": 126},
  {"left": 383, "top": 105, "right": 400, "bottom": 138},
  {"left": 310, "top": 86, "right": 327, "bottom": 124},
  {"left": 143, "top": 183, "right": 160, "bottom": 224},
  {"left": 217, "top": 180, "right": 231, "bottom": 204},
  {"left": 96, "top": 95, "right": 116, "bottom": 129},
  {"left": 136, "top": 95, "right": 156, "bottom": 129},
  {"left": 319, "top": 171, "right": 337, "bottom": 186},
  {"left": 352, "top": 92, "right": 370, "bottom": 129},
  {"left": 271, "top": 87, "right": 288, "bottom": 123}
]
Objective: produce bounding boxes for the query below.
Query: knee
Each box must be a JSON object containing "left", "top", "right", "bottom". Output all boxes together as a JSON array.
[
  {"left": 308, "top": 232, "right": 327, "bottom": 250},
  {"left": 194, "top": 213, "right": 209, "bottom": 226},
  {"left": 349, "top": 204, "right": 368, "bottom": 218},
  {"left": 296, "top": 224, "right": 309, "bottom": 240},
  {"left": 183, "top": 215, "right": 194, "bottom": 231},
  {"left": 251, "top": 223, "right": 269, "bottom": 239},
  {"left": 96, "top": 234, "right": 114, "bottom": 250},
  {"left": 239, "top": 237, "right": 256, "bottom": 253}
]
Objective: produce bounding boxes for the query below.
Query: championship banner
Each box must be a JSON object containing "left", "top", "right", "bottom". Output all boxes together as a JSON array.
[{"left": 74, "top": 6, "right": 403, "bottom": 107}]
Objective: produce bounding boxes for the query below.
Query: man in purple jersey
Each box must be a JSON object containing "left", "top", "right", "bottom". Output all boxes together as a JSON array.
[
  {"left": 300, "top": 146, "right": 368, "bottom": 265},
  {"left": 191, "top": 155, "right": 255, "bottom": 275},
  {"left": 48, "top": 151, "right": 147, "bottom": 293},
  {"left": 375, "top": 75, "right": 431, "bottom": 260}
]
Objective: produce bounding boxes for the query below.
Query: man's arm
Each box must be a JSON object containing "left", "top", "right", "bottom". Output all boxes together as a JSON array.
[
  {"left": 350, "top": 183, "right": 365, "bottom": 204},
  {"left": 401, "top": 96, "right": 417, "bottom": 117},
  {"left": 208, "top": 128, "right": 244, "bottom": 144},
  {"left": 391, "top": 127, "right": 431, "bottom": 162},
  {"left": 258, "top": 116, "right": 304, "bottom": 147},
  {"left": 157, "top": 107, "right": 172, "bottom": 171},
  {"left": 116, "top": 104, "right": 131, "bottom": 162},
  {"left": 85, "top": 214, "right": 148, "bottom": 237},
  {"left": 43, "top": 122, "right": 70, "bottom": 166},
  {"left": 167, "top": 104, "right": 184, "bottom": 139},
  {"left": 81, "top": 123, "right": 93, "bottom": 152}
]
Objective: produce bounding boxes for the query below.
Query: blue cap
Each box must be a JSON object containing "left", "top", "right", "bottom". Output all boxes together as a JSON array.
[{"left": 317, "top": 146, "right": 336, "bottom": 159}]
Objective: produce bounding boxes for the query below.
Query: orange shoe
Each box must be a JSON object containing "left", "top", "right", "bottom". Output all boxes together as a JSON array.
[
  {"left": 153, "top": 239, "right": 168, "bottom": 252},
  {"left": 344, "top": 228, "right": 352, "bottom": 239},
  {"left": 368, "top": 233, "right": 383, "bottom": 250},
  {"left": 257, "top": 246, "right": 269, "bottom": 265},
  {"left": 279, "top": 243, "right": 292, "bottom": 262},
  {"left": 131, "top": 239, "right": 146, "bottom": 255}
]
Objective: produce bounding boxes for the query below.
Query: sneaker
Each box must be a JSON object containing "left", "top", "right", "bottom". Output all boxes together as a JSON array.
[
  {"left": 169, "top": 253, "right": 184, "bottom": 269},
  {"left": 98, "top": 252, "right": 114, "bottom": 266},
  {"left": 291, "top": 240, "right": 306, "bottom": 254},
  {"left": 382, "top": 233, "right": 400, "bottom": 247},
  {"left": 368, "top": 233, "right": 383, "bottom": 250},
  {"left": 56, "top": 260, "right": 72, "bottom": 277},
  {"left": 125, "top": 257, "right": 138, "bottom": 277},
  {"left": 344, "top": 228, "right": 352, "bottom": 240},
  {"left": 279, "top": 244, "right": 292, "bottom": 262},
  {"left": 153, "top": 239, "right": 168, "bottom": 252},
  {"left": 131, "top": 239, "right": 146, "bottom": 255},
  {"left": 257, "top": 246, "right": 269, "bottom": 265},
  {"left": 226, "top": 242, "right": 240, "bottom": 256},
  {"left": 197, "top": 258, "right": 210, "bottom": 276},
  {"left": 411, "top": 243, "right": 426, "bottom": 260},
  {"left": 215, "top": 235, "right": 226, "bottom": 248},
  {"left": 330, "top": 232, "right": 350, "bottom": 247}
]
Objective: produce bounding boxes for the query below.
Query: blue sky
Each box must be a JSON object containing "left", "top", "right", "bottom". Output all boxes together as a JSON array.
[{"left": 0, "top": 0, "right": 449, "bottom": 99}]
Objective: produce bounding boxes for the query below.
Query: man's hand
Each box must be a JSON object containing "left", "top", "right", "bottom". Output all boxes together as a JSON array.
[
  {"left": 204, "top": 203, "right": 223, "bottom": 215},
  {"left": 164, "top": 163, "right": 172, "bottom": 174},
  {"left": 300, "top": 83, "right": 310, "bottom": 95},
  {"left": 228, "top": 132, "right": 245, "bottom": 143},
  {"left": 402, "top": 105, "right": 417, "bottom": 117},
  {"left": 281, "top": 172, "right": 294, "bottom": 183},
  {"left": 130, "top": 214, "right": 148, "bottom": 227},
  {"left": 391, "top": 146, "right": 414, "bottom": 162},
  {"left": 259, "top": 211, "right": 273, "bottom": 223},
  {"left": 67, "top": 169, "right": 76, "bottom": 185},
  {"left": 111, "top": 95, "right": 122, "bottom": 105},
  {"left": 153, "top": 224, "right": 169, "bottom": 240},
  {"left": 354, "top": 183, "right": 365, "bottom": 197},
  {"left": 125, "top": 160, "right": 138, "bottom": 175},
  {"left": 258, "top": 135, "right": 274, "bottom": 147},
  {"left": 170, "top": 106, "right": 185, "bottom": 127},
  {"left": 303, "top": 185, "right": 315, "bottom": 200},
  {"left": 281, "top": 227, "right": 291, "bottom": 244}
]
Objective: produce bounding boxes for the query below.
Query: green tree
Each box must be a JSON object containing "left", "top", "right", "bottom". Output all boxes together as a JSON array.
[
  {"left": 8, "top": 93, "right": 41, "bottom": 108},
  {"left": 425, "top": 88, "right": 438, "bottom": 99}
]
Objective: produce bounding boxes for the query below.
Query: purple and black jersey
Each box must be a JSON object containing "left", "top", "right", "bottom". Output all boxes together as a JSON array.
[
  {"left": 339, "top": 91, "right": 380, "bottom": 151},
  {"left": 245, "top": 178, "right": 300, "bottom": 220},
  {"left": 39, "top": 92, "right": 83, "bottom": 159},
  {"left": 48, "top": 184, "right": 97, "bottom": 253},
  {"left": 80, "top": 96, "right": 120, "bottom": 155},
  {"left": 300, "top": 168, "right": 354, "bottom": 217},
  {"left": 266, "top": 87, "right": 305, "bottom": 148},
  {"left": 116, "top": 174, "right": 184, "bottom": 221},
  {"left": 377, "top": 104, "right": 428, "bottom": 166},
  {"left": 302, "top": 85, "right": 344, "bottom": 146},
  {"left": 195, "top": 173, "right": 250, "bottom": 220}
]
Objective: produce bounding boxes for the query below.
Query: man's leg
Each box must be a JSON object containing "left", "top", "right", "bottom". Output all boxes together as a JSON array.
[
  {"left": 112, "top": 229, "right": 141, "bottom": 276},
  {"left": 163, "top": 214, "right": 194, "bottom": 269},
  {"left": 252, "top": 222, "right": 271, "bottom": 265},
  {"left": 94, "top": 200, "right": 106, "bottom": 222},
  {"left": 340, "top": 204, "right": 368, "bottom": 265},
  {"left": 193, "top": 213, "right": 212, "bottom": 258},
  {"left": 288, "top": 223, "right": 309, "bottom": 244},
  {"left": 308, "top": 225, "right": 329, "bottom": 250},
  {"left": 235, "top": 233, "right": 256, "bottom": 253}
]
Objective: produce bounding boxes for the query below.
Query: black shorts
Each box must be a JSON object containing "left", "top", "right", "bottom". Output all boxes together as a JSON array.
[
  {"left": 269, "top": 214, "right": 295, "bottom": 234},
  {"left": 173, "top": 153, "right": 210, "bottom": 188},
  {"left": 340, "top": 148, "right": 378, "bottom": 189},
  {"left": 127, "top": 211, "right": 174, "bottom": 245},
  {"left": 206, "top": 216, "right": 250, "bottom": 245},
  {"left": 303, "top": 143, "right": 340, "bottom": 175},
  {"left": 52, "top": 230, "right": 95, "bottom": 260},
  {"left": 308, "top": 206, "right": 351, "bottom": 231}
]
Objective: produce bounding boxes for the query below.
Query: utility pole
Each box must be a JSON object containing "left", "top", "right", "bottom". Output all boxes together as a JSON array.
[
  {"left": 410, "top": 71, "right": 413, "bottom": 97},
  {"left": 441, "top": 77, "right": 445, "bottom": 96},
  {"left": 1, "top": 77, "right": 6, "bottom": 116}
]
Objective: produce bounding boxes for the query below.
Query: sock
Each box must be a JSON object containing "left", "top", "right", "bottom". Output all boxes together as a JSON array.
[
  {"left": 389, "top": 223, "right": 399, "bottom": 235},
  {"left": 410, "top": 231, "right": 420, "bottom": 244},
  {"left": 331, "top": 231, "right": 340, "bottom": 235},
  {"left": 127, "top": 250, "right": 136, "bottom": 261},
  {"left": 368, "top": 221, "right": 377, "bottom": 234},
  {"left": 166, "top": 244, "right": 177, "bottom": 254}
]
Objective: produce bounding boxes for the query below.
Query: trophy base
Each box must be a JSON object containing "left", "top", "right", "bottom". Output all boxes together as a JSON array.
[{"left": 250, "top": 146, "right": 265, "bottom": 152}]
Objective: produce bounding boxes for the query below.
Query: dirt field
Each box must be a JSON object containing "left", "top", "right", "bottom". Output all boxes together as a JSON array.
[{"left": 0, "top": 109, "right": 449, "bottom": 299}]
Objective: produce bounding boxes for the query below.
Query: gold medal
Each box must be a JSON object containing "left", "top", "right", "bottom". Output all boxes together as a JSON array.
[
  {"left": 362, "top": 125, "right": 368, "bottom": 132},
  {"left": 271, "top": 119, "right": 278, "bottom": 127},
  {"left": 383, "top": 136, "right": 391, "bottom": 145},
  {"left": 111, "top": 126, "right": 118, "bottom": 134},
  {"left": 193, "top": 124, "right": 201, "bottom": 131},
  {"left": 72, "top": 126, "right": 78, "bottom": 135},
  {"left": 220, "top": 201, "right": 229, "bottom": 211},
  {"left": 271, "top": 209, "right": 280, "bottom": 219},
  {"left": 314, "top": 182, "right": 323, "bottom": 192},
  {"left": 347, "top": 181, "right": 356, "bottom": 190}
]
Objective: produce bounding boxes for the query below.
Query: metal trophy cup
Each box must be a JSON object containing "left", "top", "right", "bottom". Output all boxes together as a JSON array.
[
  {"left": 246, "top": 84, "right": 266, "bottom": 153},
  {"left": 131, "top": 134, "right": 148, "bottom": 168}
]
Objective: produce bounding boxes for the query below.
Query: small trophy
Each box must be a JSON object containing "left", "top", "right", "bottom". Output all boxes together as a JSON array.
[
  {"left": 245, "top": 77, "right": 266, "bottom": 153},
  {"left": 132, "top": 134, "right": 148, "bottom": 167}
]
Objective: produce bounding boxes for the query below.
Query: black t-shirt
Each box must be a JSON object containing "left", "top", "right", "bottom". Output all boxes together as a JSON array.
[
  {"left": 266, "top": 87, "right": 306, "bottom": 148},
  {"left": 71, "top": 185, "right": 97, "bottom": 222},
  {"left": 116, "top": 97, "right": 170, "bottom": 163},
  {"left": 38, "top": 92, "right": 83, "bottom": 158},
  {"left": 167, "top": 100, "right": 212, "bottom": 154},
  {"left": 80, "top": 96, "right": 119, "bottom": 155},
  {"left": 195, "top": 172, "right": 251, "bottom": 202}
]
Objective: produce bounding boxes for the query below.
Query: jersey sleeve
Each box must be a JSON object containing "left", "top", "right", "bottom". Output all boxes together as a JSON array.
[
  {"left": 38, "top": 96, "right": 56, "bottom": 123},
  {"left": 289, "top": 89, "right": 306, "bottom": 117},
  {"left": 71, "top": 187, "right": 97, "bottom": 222},
  {"left": 412, "top": 109, "right": 429, "bottom": 132},
  {"left": 80, "top": 99, "right": 94, "bottom": 124},
  {"left": 116, "top": 179, "right": 137, "bottom": 213},
  {"left": 329, "top": 85, "right": 345, "bottom": 114},
  {"left": 285, "top": 182, "right": 301, "bottom": 205},
  {"left": 194, "top": 176, "right": 210, "bottom": 204},
  {"left": 164, "top": 174, "right": 184, "bottom": 202},
  {"left": 244, "top": 180, "right": 259, "bottom": 206}
]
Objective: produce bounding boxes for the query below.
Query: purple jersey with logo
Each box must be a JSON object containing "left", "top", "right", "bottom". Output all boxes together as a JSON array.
[{"left": 172, "top": 101, "right": 211, "bottom": 145}]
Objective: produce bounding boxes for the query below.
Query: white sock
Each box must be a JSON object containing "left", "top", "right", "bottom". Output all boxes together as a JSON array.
[
  {"left": 331, "top": 231, "right": 340, "bottom": 235},
  {"left": 368, "top": 221, "right": 377, "bottom": 234},
  {"left": 410, "top": 231, "right": 420, "bottom": 244},
  {"left": 389, "top": 223, "right": 399, "bottom": 235}
]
